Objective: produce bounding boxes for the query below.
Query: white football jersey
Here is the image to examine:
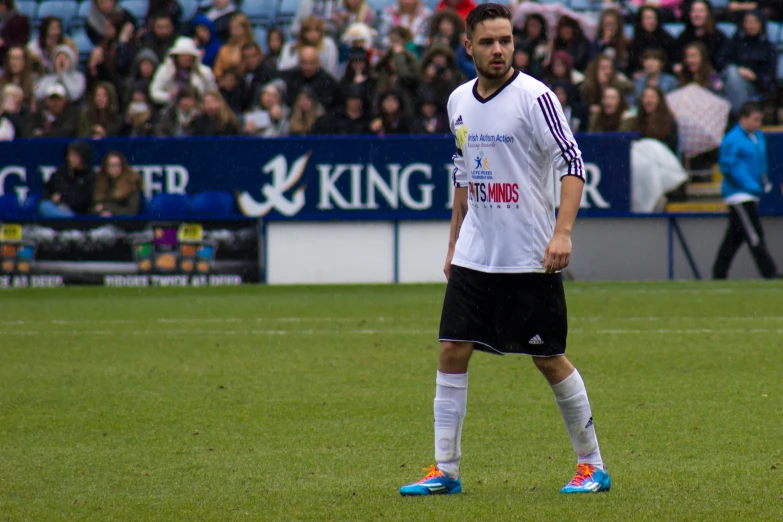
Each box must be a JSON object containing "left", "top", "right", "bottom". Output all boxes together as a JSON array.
[{"left": 448, "top": 70, "right": 585, "bottom": 274}]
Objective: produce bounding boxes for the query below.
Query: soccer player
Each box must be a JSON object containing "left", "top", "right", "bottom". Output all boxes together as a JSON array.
[{"left": 399, "top": 3, "right": 611, "bottom": 496}]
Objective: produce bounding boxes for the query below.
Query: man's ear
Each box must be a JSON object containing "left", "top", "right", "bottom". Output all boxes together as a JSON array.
[{"left": 464, "top": 38, "right": 472, "bottom": 59}]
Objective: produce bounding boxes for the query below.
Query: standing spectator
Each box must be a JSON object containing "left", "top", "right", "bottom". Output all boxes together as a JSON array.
[
  {"left": 217, "top": 66, "right": 246, "bottom": 114},
  {"left": 155, "top": 84, "right": 199, "bottom": 136},
  {"left": 202, "top": 0, "right": 237, "bottom": 43},
  {"left": 121, "top": 47, "right": 159, "bottom": 105},
  {"left": 287, "top": 86, "right": 324, "bottom": 135},
  {"left": 552, "top": 79, "right": 588, "bottom": 134},
  {"left": 0, "top": 46, "right": 33, "bottom": 105},
  {"left": 140, "top": 14, "right": 178, "bottom": 64},
  {"left": 0, "top": 88, "right": 15, "bottom": 140},
  {"left": 588, "top": 86, "right": 633, "bottom": 132},
  {"left": 279, "top": 46, "right": 340, "bottom": 110},
  {"left": 591, "top": 8, "right": 630, "bottom": 72},
  {"left": 291, "top": 0, "right": 341, "bottom": 38},
  {"left": 35, "top": 45, "right": 86, "bottom": 103},
  {"left": 213, "top": 13, "right": 255, "bottom": 79},
  {"left": 86, "top": 0, "right": 136, "bottom": 46},
  {"left": 262, "top": 27, "right": 286, "bottom": 70},
  {"left": 39, "top": 141, "right": 94, "bottom": 217},
  {"left": 379, "top": 0, "right": 433, "bottom": 51},
  {"left": 192, "top": 90, "right": 239, "bottom": 135},
  {"left": 542, "top": 51, "right": 584, "bottom": 89},
  {"left": 435, "top": 0, "right": 476, "bottom": 22},
  {"left": 516, "top": 13, "right": 548, "bottom": 64},
  {"left": 413, "top": 85, "right": 448, "bottom": 134},
  {"left": 581, "top": 54, "right": 633, "bottom": 109},
  {"left": 370, "top": 89, "right": 412, "bottom": 134},
  {"left": 629, "top": 6, "right": 678, "bottom": 74},
  {"left": 144, "top": 0, "right": 183, "bottom": 35},
  {"left": 150, "top": 37, "right": 217, "bottom": 106},
  {"left": 79, "top": 82, "right": 122, "bottom": 138},
  {"left": 675, "top": 0, "right": 728, "bottom": 71},
  {"left": 634, "top": 49, "right": 679, "bottom": 100},
  {"left": 242, "top": 42, "right": 276, "bottom": 108},
  {"left": 678, "top": 41, "right": 724, "bottom": 93},
  {"left": 312, "top": 82, "right": 371, "bottom": 134},
  {"left": 0, "top": 0, "right": 30, "bottom": 64},
  {"left": 428, "top": 10, "right": 464, "bottom": 51},
  {"left": 86, "top": 12, "right": 136, "bottom": 88},
  {"left": 244, "top": 80, "right": 289, "bottom": 137},
  {"left": 27, "top": 17, "right": 78, "bottom": 74},
  {"left": 627, "top": 85, "right": 680, "bottom": 152},
  {"left": 332, "top": 0, "right": 378, "bottom": 40},
  {"left": 340, "top": 47, "right": 377, "bottom": 106},
  {"left": 374, "top": 43, "right": 418, "bottom": 110},
  {"left": 719, "top": 9, "right": 777, "bottom": 115},
  {"left": 278, "top": 16, "right": 340, "bottom": 79},
  {"left": 550, "top": 16, "right": 591, "bottom": 73},
  {"left": 417, "top": 44, "right": 462, "bottom": 101},
  {"left": 93, "top": 152, "right": 142, "bottom": 217},
  {"left": 122, "top": 84, "right": 156, "bottom": 137},
  {"left": 191, "top": 14, "right": 222, "bottom": 68},
  {"left": 712, "top": 101, "right": 778, "bottom": 279}
]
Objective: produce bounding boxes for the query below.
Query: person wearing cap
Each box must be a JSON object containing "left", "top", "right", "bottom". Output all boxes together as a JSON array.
[
  {"left": 312, "top": 82, "right": 372, "bottom": 134},
  {"left": 150, "top": 36, "right": 217, "bottom": 106},
  {"left": 29, "top": 83, "right": 79, "bottom": 138},
  {"left": 34, "top": 45, "right": 86, "bottom": 103}
]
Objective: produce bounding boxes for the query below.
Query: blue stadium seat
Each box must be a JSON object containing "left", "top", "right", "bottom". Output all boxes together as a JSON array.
[
  {"left": 569, "top": 0, "right": 602, "bottom": 11},
  {"left": 717, "top": 22, "right": 737, "bottom": 38},
  {"left": 253, "top": 25, "right": 268, "bottom": 51},
  {"left": 16, "top": 0, "right": 37, "bottom": 20},
  {"left": 76, "top": 0, "right": 92, "bottom": 22},
  {"left": 777, "top": 53, "right": 783, "bottom": 81},
  {"left": 366, "top": 0, "right": 396, "bottom": 12},
  {"left": 21, "top": 193, "right": 42, "bottom": 216},
  {"left": 36, "top": 1, "right": 79, "bottom": 28},
  {"left": 767, "top": 21, "right": 781, "bottom": 42},
  {"left": 120, "top": 0, "right": 148, "bottom": 20},
  {"left": 623, "top": 23, "right": 633, "bottom": 39},
  {"left": 711, "top": 0, "right": 729, "bottom": 7},
  {"left": 180, "top": 0, "right": 199, "bottom": 23},
  {"left": 70, "top": 25, "right": 94, "bottom": 55},
  {"left": 148, "top": 193, "right": 189, "bottom": 218},
  {"left": 663, "top": 23, "right": 685, "bottom": 38},
  {"left": 190, "top": 191, "right": 235, "bottom": 215},
  {"left": 422, "top": 0, "right": 439, "bottom": 10},
  {"left": 276, "top": 0, "right": 300, "bottom": 23},
  {"left": 0, "top": 194, "right": 20, "bottom": 219},
  {"left": 244, "top": 0, "right": 275, "bottom": 25}
]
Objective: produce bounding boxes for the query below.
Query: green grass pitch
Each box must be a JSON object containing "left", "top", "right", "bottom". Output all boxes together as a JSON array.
[{"left": 1, "top": 282, "right": 782, "bottom": 521}]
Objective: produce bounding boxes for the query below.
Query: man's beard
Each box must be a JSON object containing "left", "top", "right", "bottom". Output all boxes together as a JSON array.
[{"left": 475, "top": 58, "right": 512, "bottom": 80}]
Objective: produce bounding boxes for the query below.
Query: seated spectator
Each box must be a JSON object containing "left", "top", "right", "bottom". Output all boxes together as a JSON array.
[
  {"left": 378, "top": 0, "right": 433, "bottom": 51},
  {"left": 193, "top": 90, "right": 239, "bottom": 135},
  {"left": 513, "top": 40, "right": 540, "bottom": 79},
  {"left": 140, "top": 14, "right": 177, "bottom": 64},
  {"left": 262, "top": 27, "right": 286, "bottom": 70},
  {"left": 35, "top": 46, "right": 86, "bottom": 103},
  {"left": 39, "top": 142, "right": 94, "bottom": 218},
  {"left": 213, "top": 13, "right": 255, "bottom": 79},
  {"left": 279, "top": 16, "right": 340, "bottom": 79},
  {"left": 155, "top": 84, "right": 200, "bottom": 136},
  {"left": 719, "top": 9, "right": 777, "bottom": 115},
  {"left": 290, "top": 0, "right": 341, "bottom": 39},
  {"left": 588, "top": 86, "right": 634, "bottom": 132},
  {"left": 0, "top": 46, "right": 34, "bottom": 105},
  {"left": 340, "top": 47, "right": 377, "bottom": 106},
  {"left": 428, "top": 10, "right": 464, "bottom": 51},
  {"left": 543, "top": 51, "right": 584, "bottom": 89},
  {"left": 2, "top": 84, "right": 28, "bottom": 136},
  {"left": 191, "top": 14, "right": 222, "bottom": 68},
  {"left": 202, "top": 0, "right": 237, "bottom": 43},
  {"left": 581, "top": 53, "right": 633, "bottom": 110},
  {"left": 86, "top": 0, "right": 137, "bottom": 46},
  {"left": 679, "top": 41, "right": 724, "bottom": 93},
  {"left": 552, "top": 79, "right": 588, "bottom": 134},
  {"left": 630, "top": 0, "right": 682, "bottom": 24},
  {"left": 144, "top": 0, "right": 183, "bottom": 35},
  {"left": 418, "top": 44, "right": 462, "bottom": 102},
  {"left": 241, "top": 42, "right": 276, "bottom": 108},
  {"left": 280, "top": 46, "right": 340, "bottom": 110},
  {"left": 313, "top": 83, "right": 371, "bottom": 134},
  {"left": 634, "top": 49, "right": 678, "bottom": 100},
  {"left": 332, "top": 0, "right": 378, "bottom": 40},
  {"left": 150, "top": 37, "right": 217, "bottom": 106},
  {"left": 591, "top": 8, "right": 630, "bottom": 72},
  {"left": 374, "top": 43, "right": 418, "bottom": 112},
  {"left": 675, "top": 0, "right": 728, "bottom": 71},
  {"left": 288, "top": 86, "right": 324, "bottom": 135},
  {"left": 121, "top": 48, "right": 159, "bottom": 106},
  {"left": 0, "top": 0, "right": 30, "bottom": 64},
  {"left": 436, "top": 0, "right": 475, "bottom": 22},
  {"left": 0, "top": 88, "right": 15, "bottom": 140},
  {"left": 122, "top": 84, "right": 156, "bottom": 137},
  {"left": 340, "top": 22, "right": 379, "bottom": 64},
  {"left": 413, "top": 85, "right": 448, "bottom": 134},
  {"left": 93, "top": 152, "right": 142, "bottom": 216},
  {"left": 516, "top": 13, "right": 548, "bottom": 64},
  {"left": 627, "top": 85, "right": 680, "bottom": 153},
  {"left": 218, "top": 66, "right": 246, "bottom": 114},
  {"left": 86, "top": 12, "right": 136, "bottom": 88},
  {"left": 550, "top": 15, "right": 591, "bottom": 72},
  {"left": 244, "top": 80, "right": 289, "bottom": 137},
  {"left": 30, "top": 83, "right": 79, "bottom": 138},
  {"left": 27, "top": 17, "right": 78, "bottom": 74},
  {"left": 629, "top": 6, "right": 678, "bottom": 75},
  {"left": 79, "top": 82, "right": 122, "bottom": 138},
  {"left": 370, "top": 89, "right": 412, "bottom": 134}
]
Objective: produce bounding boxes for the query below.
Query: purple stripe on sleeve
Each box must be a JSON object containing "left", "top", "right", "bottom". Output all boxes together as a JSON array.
[{"left": 540, "top": 92, "right": 577, "bottom": 164}]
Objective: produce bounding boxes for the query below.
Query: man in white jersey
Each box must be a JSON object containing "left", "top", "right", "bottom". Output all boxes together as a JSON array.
[{"left": 399, "top": 3, "right": 611, "bottom": 496}]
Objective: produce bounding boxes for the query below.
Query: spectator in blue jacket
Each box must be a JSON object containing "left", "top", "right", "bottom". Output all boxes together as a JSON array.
[
  {"left": 191, "top": 14, "right": 221, "bottom": 68},
  {"left": 719, "top": 9, "right": 777, "bottom": 115},
  {"left": 713, "top": 101, "right": 778, "bottom": 279}
]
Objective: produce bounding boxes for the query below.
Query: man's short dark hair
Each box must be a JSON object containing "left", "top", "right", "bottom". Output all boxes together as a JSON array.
[
  {"left": 738, "top": 101, "right": 762, "bottom": 119},
  {"left": 242, "top": 42, "right": 262, "bottom": 54},
  {"left": 466, "top": 3, "right": 512, "bottom": 39}
]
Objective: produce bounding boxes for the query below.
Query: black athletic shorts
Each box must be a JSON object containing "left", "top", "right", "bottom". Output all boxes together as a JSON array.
[{"left": 438, "top": 264, "right": 568, "bottom": 356}]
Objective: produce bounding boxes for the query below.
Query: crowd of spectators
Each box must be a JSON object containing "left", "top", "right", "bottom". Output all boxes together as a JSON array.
[{"left": 0, "top": 0, "right": 778, "bottom": 150}]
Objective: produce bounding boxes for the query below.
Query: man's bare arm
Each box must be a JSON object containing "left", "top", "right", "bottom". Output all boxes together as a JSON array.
[{"left": 445, "top": 187, "right": 468, "bottom": 279}]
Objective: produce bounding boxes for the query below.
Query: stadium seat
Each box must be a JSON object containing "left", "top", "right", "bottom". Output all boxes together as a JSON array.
[
  {"left": 36, "top": 1, "right": 79, "bottom": 29},
  {"left": 276, "top": 0, "right": 300, "bottom": 23},
  {"left": 190, "top": 191, "right": 235, "bottom": 215},
  {"left": 569, "top": 0, "right": 602, "bottom": 11},
  {"left": 21, "top": 193, "right": 42, "bottom": 216},
  {"left": 717, "top": 22, "right": 737, "bottom": 38},
  {"left": 180, "top": 0, "right": 199, "bottom": 23},
  {"left": 777, "top": 53, "right": 783, "bottom": 81},
  {"left": 366, "top": 0, "right": 397, "bottom": 12},
  {"left": 76, "top": 0, "right": 92, "bottom": 22},
  {"left": 16, "top": 0, "right": 37, "bottom": 20},
  {"left": 422, "top": 0, "right": 439, "bottom": 10},
  {"left": 120, "top": 0, "right": 148, "bottom": 20},
  {"left": 70, "top": 25, "right": 94, "bottom": 55},
  {"left": 148, "top": 193, "right": 189, "bottom": 218},
  {"left": 244, "top": 0, "right": 275, "bottom": 25},
  {"left": 767, "top": 21, "right": 781, "bottom": 42},
  {"left": 623, "top": 23, "right": 633, "bottom": 39},
  {"left": 711, "top": 0, "right": 729, "bottom": 7},
  {"left": 0, "top": 194, "right": 20, "bottom": 219},
  {"left": 663, "top": 23, "right": 685, "bottom": 38},
  {"left": 253, "top": 25, "right": 268, "bottom": 51}
]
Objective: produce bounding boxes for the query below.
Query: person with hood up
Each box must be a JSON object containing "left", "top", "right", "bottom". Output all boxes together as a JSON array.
[
  {"left": 192, "top": 14, "right": 222, "bottom": 68},
  {"left": 150, "top": 36, "right": 217, "bottom": 106},
  {"left": 417, "top": 44, "right": 463, "bottom": 101},
  {"left": 412, "top": 85, "right": 448, "bottom": 134},
  {"left": 121, "top": 47, "right": 159, "bottom": 105},
  {"left": 312, "top": 82, "right": 372, "bottom": 134},
  {"left": 35, "top": 45, "right": 86, "bottom": 103},
  {"left": 435, "top": 0, "right": 476, "bottom": 22},
  {"left": 39, "top": 141, "right": 95, "bottom": 218}
]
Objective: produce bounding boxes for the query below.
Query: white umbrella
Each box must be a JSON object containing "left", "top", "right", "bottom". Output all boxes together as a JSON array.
[{"left": 631, "top": 139, "right": 689, "bottom": 213}]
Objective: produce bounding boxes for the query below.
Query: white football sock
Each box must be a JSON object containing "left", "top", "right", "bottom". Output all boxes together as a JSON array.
[
  {"left": 434, "top": 371, "right": 467, "bottom": 479},
  {"left": 550, "top": 369, "right": 604, "bottom": 469}
]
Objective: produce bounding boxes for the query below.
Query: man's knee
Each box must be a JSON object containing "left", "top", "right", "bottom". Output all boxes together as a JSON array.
[
  {"left": 439, "top": 341, "right": 472, "bottom": 372},
  {"left": 532, "top": 355, "right": 574, "bottom": 383}
]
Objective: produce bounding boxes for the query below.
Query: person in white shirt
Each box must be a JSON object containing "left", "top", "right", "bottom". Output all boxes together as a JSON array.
[{"left": 399, "top": 3, "right": 611, "bottom": 497}]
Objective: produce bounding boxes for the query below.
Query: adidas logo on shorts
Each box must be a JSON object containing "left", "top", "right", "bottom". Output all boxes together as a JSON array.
[{"left": 528, "top": 334, "right": 544, "bottom": 345}]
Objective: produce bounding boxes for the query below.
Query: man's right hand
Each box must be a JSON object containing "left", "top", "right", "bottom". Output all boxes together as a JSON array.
[{"left": 444, "top": 248, "right": 455, "bottom": 280}]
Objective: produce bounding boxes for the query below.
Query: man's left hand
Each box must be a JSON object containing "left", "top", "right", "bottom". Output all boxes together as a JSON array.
[{"left": 544, "top": 233, "right": 572, "bottom": 273}]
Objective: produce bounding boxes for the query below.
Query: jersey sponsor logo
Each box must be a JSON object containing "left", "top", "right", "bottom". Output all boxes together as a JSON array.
[
  {"left": 467, "top": 133, "right": 515, "bottom": 147},
  {"left": 468, "top": 182, "right": 519, "bottom": 207},
  {"left": 471, "top": 150, "right": 492, "bottom": 180}
]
